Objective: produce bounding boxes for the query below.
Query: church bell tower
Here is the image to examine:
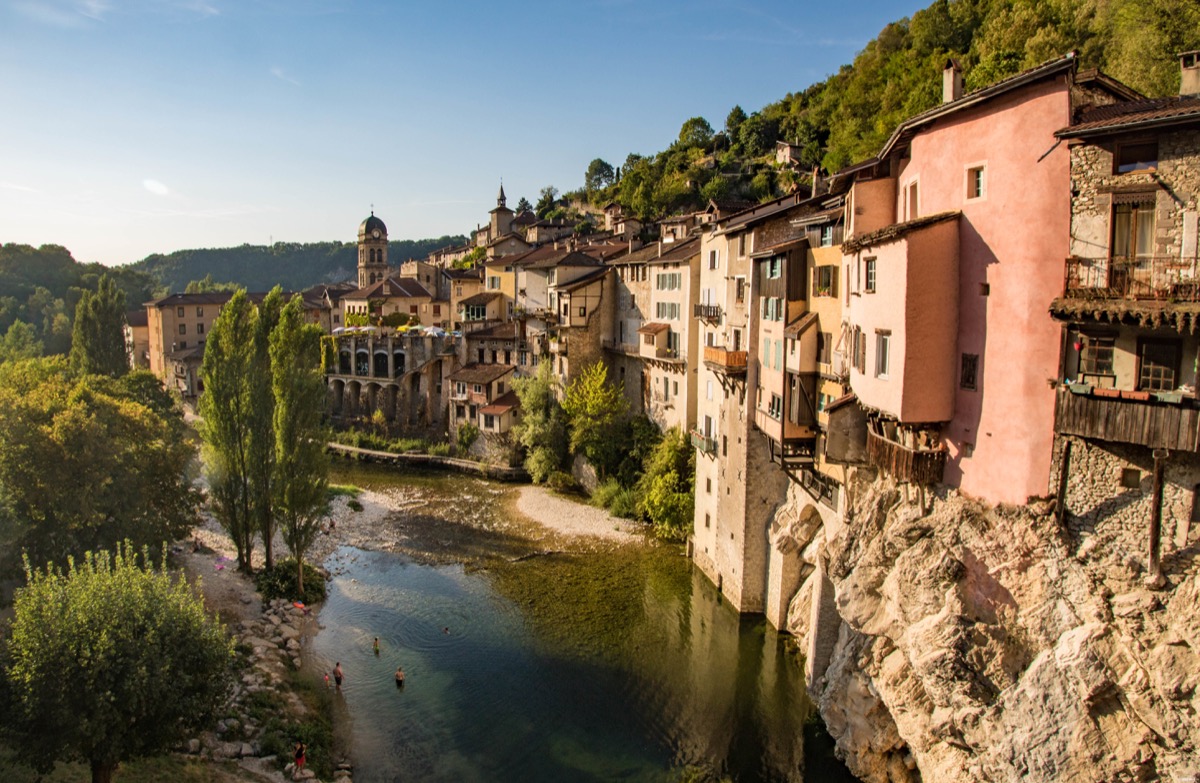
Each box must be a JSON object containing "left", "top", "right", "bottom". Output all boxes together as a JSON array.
[{"left": 357, "top": 211, "right": 389, "bottom": 288}]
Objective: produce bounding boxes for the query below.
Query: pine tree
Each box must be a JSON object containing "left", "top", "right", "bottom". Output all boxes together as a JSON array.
[
  {"left": 68, "top": 274, "right": 127, "bottom": 378},
  {"left": 198, "top": 290, "right": 258, "bottom": 571},
  {"left": 269, "top": 296, "right": 329, "bottom": 594}
]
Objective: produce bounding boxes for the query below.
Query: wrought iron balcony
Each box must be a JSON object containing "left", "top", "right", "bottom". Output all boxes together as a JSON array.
[
  {"left": 1063, "top": 256, "right": 1200, "bottom": 302},
  {"left": 690, "top": 429, "right": 717, "bottom": 455}
]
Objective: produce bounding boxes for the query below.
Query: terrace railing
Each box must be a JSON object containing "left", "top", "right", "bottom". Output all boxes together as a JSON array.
[{"left": 1063, "top": 256, "right": 1200, "bottom": 302}]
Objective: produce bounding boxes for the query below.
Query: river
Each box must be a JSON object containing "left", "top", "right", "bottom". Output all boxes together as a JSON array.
[{"left": 308, "top": 462, "right": 857, "bottom": 783}]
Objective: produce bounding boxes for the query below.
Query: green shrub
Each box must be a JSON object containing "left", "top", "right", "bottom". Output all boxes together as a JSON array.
[
  {"left": 591, "top": 477, "right": 624, "bottom": 509},
  {"left": 608, "top": 487, "right": 641, "bottom": 519},
  {"left": 546, "top": 470, "right": 580, "bottom": 494},
  {"left": 327, "top": 483, "right": 360, "bottom": 500},
  {"left": 255, "top": 559, "right": 327, "bottom": 605},
  {"left": 390, "top": 437, "right": 427, "bottom": 453},
  {"left": 428, "top": 442, "right": 452, "bottom": 457},
  {"left": 347, "top": 499, "right": 363, "bottom": 512},
  {"left": 457, "top": 421, "right": 480, "bottom": 452}
]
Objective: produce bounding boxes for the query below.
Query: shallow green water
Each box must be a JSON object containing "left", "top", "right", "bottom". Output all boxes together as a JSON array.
[{"left": 310, "top": 463, "right": 856, "bottom": 783}]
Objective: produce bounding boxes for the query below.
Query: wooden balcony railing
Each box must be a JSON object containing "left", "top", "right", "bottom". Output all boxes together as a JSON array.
[
  {"left": 703, "top": 346, "right": 748, "bottom": 375},
  {"left": 1054, "top": 387, "right": 1200, "bottom": 451},
  {"left": 694, "top": 303, "right": 722, "bottom": 321},
  {"left": 865, "top": 428, "right": 946, "bottom": 485},
  {"left": 1063, "top": 256, "right": 1200, "bottom": 302}
]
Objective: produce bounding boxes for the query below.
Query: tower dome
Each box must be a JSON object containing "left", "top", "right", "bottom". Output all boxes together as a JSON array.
[{"left": 358, "top": 213, "right": 387, "bottom": 239}]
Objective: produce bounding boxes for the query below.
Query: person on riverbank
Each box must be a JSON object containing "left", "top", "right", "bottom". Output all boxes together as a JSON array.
[
  {"left": 334, "top": 662, "right": 343, "bottom": 689},
  {"left": 293, "top": 741, "right": 306, "bottom": 779},
  {"left": 373, "top": 637, "right": 380, "bottom": 655},
  {"left": 395, "top": 666, "right": 405, "bottom": 687}
]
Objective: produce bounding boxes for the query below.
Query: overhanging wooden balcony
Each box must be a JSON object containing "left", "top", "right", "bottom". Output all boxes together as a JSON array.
[
  {"left": 703, "top": 346, "right": 747, "bottom": 375},
  {"left": 694, "top": 303, "right": 722, "bottom": 321},
  {"left": 1063, "top": 256, "right": 1200, "bottom": 302},
  {"left": 866, "top": 428, "right": 946, "bottom": 485},
  {"left": 1054, "top": 387, "right": 1200, "bottom": 451}
]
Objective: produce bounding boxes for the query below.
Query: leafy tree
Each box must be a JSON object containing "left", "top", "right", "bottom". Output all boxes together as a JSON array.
[
  {"left": 198, "top": 290, "right": 258, "bottom": 571},
  {"left": 184, "top": 273, "right": 240, "bottom": 293},
  {"left": 1, "top": 543, "right": 233, "bottom": 783},
  {"left": 535, "top": 186, "right": 560, "bottom": 218},
  {"left": 584, "top": 158, "right": 616, "bottom": 191},
  {"left": 635, "top": 426, "right": 694, "bottom": 540},
  {"left": 738, "top": 112, "right": 778, "bottom": 157},
  {"left": 678, "top": 116, "right": 714, "bottom": 148},
  {"left": 0, "top": 358, "right": 200, "bottom": 572},
  {"left": 0, "top": 320, "right": 42, "bottom": 362},
  {"left": 725, "top": 104, "right": 748, "bottom": 137},
  {"left": 270, "top": 297, "right": 329, "bottom": 595},
  {"left": 512, "top": 361, "right": 569, "bottom": 482},
  {"left": 69, "top": 274, "right": 127, "bottom": 378},
  {"left": 515, "top": 196, "right": 533, "bottom": 214},
  {"left": 249, "top": 287, "right": 284, "bottom": 569},
  {"left": 561, "top": 361, "right": 629, "bottom": 477},
  {"left": 453, "top": 245, "right": 487, "bottom": 270}
]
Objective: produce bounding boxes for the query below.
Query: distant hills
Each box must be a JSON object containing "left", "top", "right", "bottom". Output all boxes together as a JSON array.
[{"left": 127, "top": 237, "right": 468, "bottom": 294}]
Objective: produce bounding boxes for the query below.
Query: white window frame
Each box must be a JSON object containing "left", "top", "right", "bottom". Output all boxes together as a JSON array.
[
  {"left": 964, "top": 161, "right": 987, "bottom": 202},
  {"left": 875, "top": 331, "right": 891, "bottom": 379}
]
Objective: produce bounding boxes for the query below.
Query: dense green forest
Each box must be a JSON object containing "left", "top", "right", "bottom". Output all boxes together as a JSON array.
[
  {"left": 129, "top": 236, "right": 468, "bottom": 294},
  {"left": 571, "top": 0, "right": 1200, "bottom": 221},
  {"left": 0, "top": 243, "right": 158, "bottom": 356}
]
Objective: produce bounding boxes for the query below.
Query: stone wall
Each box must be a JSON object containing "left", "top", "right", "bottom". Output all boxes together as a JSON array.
[{"left": 1050, "top": 435, "right": 1200, "bottom": 567}]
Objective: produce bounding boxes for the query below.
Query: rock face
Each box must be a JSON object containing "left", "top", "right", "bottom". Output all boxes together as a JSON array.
[{"left": 778, "top": 473, "right": 1200, "bottom": 783}]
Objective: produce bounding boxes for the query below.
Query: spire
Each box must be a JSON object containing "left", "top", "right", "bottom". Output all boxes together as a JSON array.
[{"left": 497, "top": 182, "right": 507, "bottom": 207}]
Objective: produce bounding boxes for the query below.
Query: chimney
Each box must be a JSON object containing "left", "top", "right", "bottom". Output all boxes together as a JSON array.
[
  {"left": 943, "top": 58, "right": 963, "bottom": 104},
  {"left": 1182, "top": 51, "right": 1200, "bottom": 97}
]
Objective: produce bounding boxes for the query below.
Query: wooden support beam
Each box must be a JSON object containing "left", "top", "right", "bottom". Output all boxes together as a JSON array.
[
  {"left": 1056, "top": 439, "right": 1072, "bottom": 527},
  {"left": 1147, "top": 448, "right": 1168, "bottom": 588}
]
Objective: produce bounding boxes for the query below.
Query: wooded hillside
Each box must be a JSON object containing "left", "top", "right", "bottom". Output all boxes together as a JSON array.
[
  {"left": 129, "top": 236, "right": 467, "bottom": 294},
  {"left": 576, "top": 0, "right": 1200, "bottom": 221}
]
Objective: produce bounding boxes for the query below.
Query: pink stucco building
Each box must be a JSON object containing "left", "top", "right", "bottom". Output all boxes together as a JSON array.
[{"left": 840, "top": 56, "right": 1139, "bottom": 504}]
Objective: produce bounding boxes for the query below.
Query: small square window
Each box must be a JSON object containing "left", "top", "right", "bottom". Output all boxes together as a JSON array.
[
  {"left": 196, "top": 306, "right": 204, "bottom": 317},
  {"left": 967, "top": 166, "right": 985, "bottom": 199},
  {"left": 979, "top": 283, "right": 990, "bottom": 296},
  {"left": 1115, "top": 142, "right": 1157, "bottom": 174},
  {"left": 706, "top": 478, "right": 712, "bottom": 493},
  {"left": 178, "top": 323, "right": 187, "bottom": 335},
  {"left": 176, "top": 306, "right": 185, "bottom": 317},
  {"left": 705, "top": 513, "right": 711, "bottom": 528},
  {"left": 1120, "top": 468, "right": 1142, "bottom": 489}
]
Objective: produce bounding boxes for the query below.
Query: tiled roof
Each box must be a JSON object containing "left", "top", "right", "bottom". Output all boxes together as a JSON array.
[
  {"left": 345, "top": 276, "right": 432, "bottom": 300},
  {"left": 125, "top": 309, "right": 148, "bottom": 327},
  {"left": 480, "top": 390, "right": 520, "bottom": 415},
  {"left": 842, "top": 211, "right": 960, "bottom": 254},
  {"left": 449, "top": 363, "right": 515, "bottom": 384},
  {"left": 637, "top": 322, "right": 670, "bottom": 335},
  {"left": 558, "top": 267, "right": 609, "bottom": 293},
  {"left": 486, "top": 232, "right": 529, "bottom": 248},
  {"left": 783, "top": 311, "right": 819, "bottom": 339},
  {"left": 443, "top": 268, "right": 483, "bottom": 280},
  {"left": 459, "top": 292, "right": 502, "bottom": 307},
  {"left": 648, "top": 236, "right": 700, "bottom": 264},
  {"left": 524, "top": 250, "right": 603, "bottom": 270},
  {"left": 1057, "top": 95, "right": 1200, "bottom": 138}
]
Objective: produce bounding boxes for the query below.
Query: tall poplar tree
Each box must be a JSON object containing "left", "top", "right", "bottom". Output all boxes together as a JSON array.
[
  {"left": 198, "top": 290, "right": 258, "bottom": 571},
  {"left": 269, "top": 296, "right": 329, "bottom": 593},
  {"left": 68, "top": 274, "right": 127, "bottom": 378},
  {"left": 248, "top": 287, "right": 284, "bottom": 569}
]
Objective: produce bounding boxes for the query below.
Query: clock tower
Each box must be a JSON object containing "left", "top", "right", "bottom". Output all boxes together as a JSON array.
[{"left": 357, "top": 211, "right": 389, "bottom": 288}]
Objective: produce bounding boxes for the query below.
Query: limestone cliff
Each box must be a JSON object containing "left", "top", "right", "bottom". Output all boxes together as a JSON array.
[{"left": 775, "top": 474, "right": 1200, "bottom": 783}]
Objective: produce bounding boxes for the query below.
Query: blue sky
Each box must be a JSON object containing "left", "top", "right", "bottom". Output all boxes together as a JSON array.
[{"left": 0, "top": 0, "right": 926, "bottom": 266}]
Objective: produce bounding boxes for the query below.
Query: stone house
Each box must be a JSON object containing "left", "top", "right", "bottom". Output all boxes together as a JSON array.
[
  {"left": 444, "top": 267, "right": 484, "bottom": 331},
  {"left": 300, "top": 282, "right": 357, "bottom": 333},
  {"left": 1048, "top": 52, "right": 1200, "bottom": 577},
  {"left": 399, "top": 260, "right": 445, "bottom": 300},
  {"left": 341, "top": 277, "right": 447, "bottom": 329},
  {"left": 463, "top": 320, "right": 542, "bottom": 378},
  {"left": 602, "top": 242, "right": 657, "bottom": 415},
  {"left": 636, "top": 237, "right": 700, "bottom": 433},
  {"left": 447, "top": 363, "right": 517, "bottom": 436},
  {"left": 326, "top": 330, "right": 457, "bottom": 431},
  {"left": 548, "top": 265, "right": 613, "bottom": 391},
  {"left": 458, "top": 292, "right": 505, "bottom": 331}
]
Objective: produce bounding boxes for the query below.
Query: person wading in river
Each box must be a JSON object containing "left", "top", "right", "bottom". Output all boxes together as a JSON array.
[{"left": 333, "top": 662, "right": 344, "bottom": 689}]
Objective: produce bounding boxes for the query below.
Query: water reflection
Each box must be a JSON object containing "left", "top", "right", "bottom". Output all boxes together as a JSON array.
[{"left": 310, "top": 464, "right": 854, "bottom": 782}]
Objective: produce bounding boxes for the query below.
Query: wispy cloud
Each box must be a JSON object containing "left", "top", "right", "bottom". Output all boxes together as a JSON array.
[
  {"left": 143, "top": 178, "right": 171, "bottom": 196},
  {"left": 0, "top": 181, "right": 40, "bottom": 193},
  {"left": 173, "top": 0, "right": 218, "bottom": 17},
  {"left": 270, "top": 66, "right": 300, "bottom": 86},
  {"left": 11, "top": 2, "right": 87, "bottom": 27},
  {"left": 404, "top": 199, "right": 476, "bottom": 207},
  {"left": 77, "top": 0, "right": 111, "bottom": 20},
  {"left": 13, "top": 0, "right": 218, "bottom": 26}
]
